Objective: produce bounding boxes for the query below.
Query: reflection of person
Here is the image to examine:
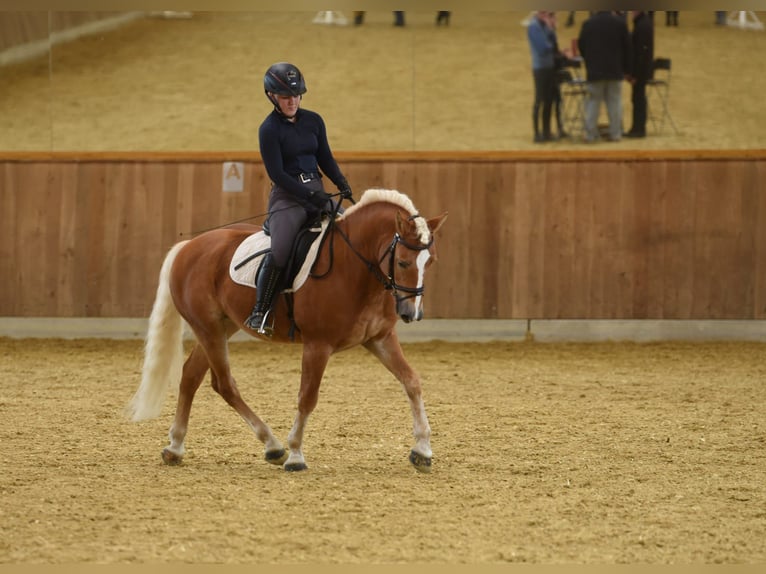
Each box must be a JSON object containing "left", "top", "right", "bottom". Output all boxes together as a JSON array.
[
  {"left": 527, "top": 11, "right": 557, "bottom": 142},
  {"left": 578, "top": 11, "right": 631, "bottom": 142},
  {"left": 245, "top": 62, "right": 353, "bottom": 335},
  {"left": 353, "top": 11, "right": 405, "bottom": 26},
  {"left": 549, "top": 12, "right": 575, "bottom": 138},
  {"left": 625, "top": 11, "right": 654, "bottom": 137}
]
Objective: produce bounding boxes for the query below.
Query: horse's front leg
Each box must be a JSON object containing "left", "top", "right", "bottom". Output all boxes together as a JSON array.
[
  {"left": 285, "top": 342, "right": 332, "bottom": 471},
  {"left": 364, "top": 331, "right": 432, "bottom": 473}
]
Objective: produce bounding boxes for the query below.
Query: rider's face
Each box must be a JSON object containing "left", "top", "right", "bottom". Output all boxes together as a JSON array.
[{"left": 274, "top": 93, "right": 301, "bottom": 118}]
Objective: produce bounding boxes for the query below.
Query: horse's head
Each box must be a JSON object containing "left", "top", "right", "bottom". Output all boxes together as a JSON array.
[
  {"left": 339, "top": 188, "right": 448, "bottom": 323},
  {"left": 382, "top": 209, "right": 448, "bottom": 323}
]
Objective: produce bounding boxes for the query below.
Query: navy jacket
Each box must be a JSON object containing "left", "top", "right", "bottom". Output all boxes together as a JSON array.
[
  {"left": 259, "top": 108, "right": 346, "bottom": 203},
  {"left": 577, "top": 12, "right": 632, "bottom": 82},
  {"left": 631, "top": 12, "right": 654, "bottom": 82}
]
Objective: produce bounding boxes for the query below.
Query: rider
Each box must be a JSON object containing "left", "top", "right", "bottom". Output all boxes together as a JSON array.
[{"left": 245, "top": 62, "right": 353, "bottom": 335}]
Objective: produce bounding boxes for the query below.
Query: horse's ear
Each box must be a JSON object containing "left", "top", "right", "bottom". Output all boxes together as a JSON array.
[
  {"left": 427, "top": 212, "right": 448, "bottom": 236},
  {"left": 395, "top": 210, "right": 406, "bottom": 235}
]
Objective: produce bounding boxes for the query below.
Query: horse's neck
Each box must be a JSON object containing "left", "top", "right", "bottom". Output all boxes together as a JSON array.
[{"left": 340, "top": 203, "right": 397, "bottom": 257}]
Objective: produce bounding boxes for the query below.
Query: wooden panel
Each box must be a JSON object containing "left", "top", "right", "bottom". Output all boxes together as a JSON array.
[
  {"left": 0, "top": 13, "right": 48, "bottom": 52},
  {"left": 754, "top": 161, "right": 766, "bottom": 318},
  {"left": 0, "top": 12, "right": 130, "bottom": 52},
  {"left": 1, "top": 153, "right": 764, "bottom": 320}
]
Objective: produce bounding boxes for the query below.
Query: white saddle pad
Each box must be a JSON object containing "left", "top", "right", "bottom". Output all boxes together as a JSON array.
[{"left": 229, "top": 218, "right": 330, "bottom": 293}]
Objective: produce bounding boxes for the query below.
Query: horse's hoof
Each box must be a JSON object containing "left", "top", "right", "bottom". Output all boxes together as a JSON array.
[
  {"left": 284, "top": 461, "right": 308, "bottom": 472},
  {"left": 265, "top": 448, "right": 288, "bottom": 465},
  {"left": 161, "top": 448, "right": 183, "bottom": 466},
  {"left": 409, "top": 450, "right": 432, "bottom": 473}
]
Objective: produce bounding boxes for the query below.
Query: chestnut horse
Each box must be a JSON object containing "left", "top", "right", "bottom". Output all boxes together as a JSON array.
[{"left": 125, "top": 188, "right": 447, "bottom": 473}]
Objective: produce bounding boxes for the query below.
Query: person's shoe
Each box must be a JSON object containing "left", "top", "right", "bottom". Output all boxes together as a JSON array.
[
  {"left": 624, "top": 131, "right": 646, "bottom": 138},
  {"left": 558, "top": 130, "right": 570, "bottom": 139},
  {"left": 533, "top": 134, "right": 545, "bottom": 143},
  {"left": 244, "top": 310, "right": 268, "bottom": 333}
]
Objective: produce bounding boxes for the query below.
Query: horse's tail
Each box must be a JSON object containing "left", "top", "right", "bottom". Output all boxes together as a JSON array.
[{"left": 125, "top": 240, "right": 189, "bottom": 422}]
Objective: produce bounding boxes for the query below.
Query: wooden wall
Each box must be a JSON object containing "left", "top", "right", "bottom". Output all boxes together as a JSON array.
[
  {"left": 0, "top": 12, "right": 134, "bottom": 53},
  {"left": 1, "top": 151, "right": 764, "bottom": 320}
]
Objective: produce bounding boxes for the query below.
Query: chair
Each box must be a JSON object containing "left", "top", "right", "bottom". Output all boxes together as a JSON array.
[
  {"left": 647, "top": 57, "right": 680, "bottom": 135},
  {"left": 558, "top": 57, "right": 588, "bottom": 139}
]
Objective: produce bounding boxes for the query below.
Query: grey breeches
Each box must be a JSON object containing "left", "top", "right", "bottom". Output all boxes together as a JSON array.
[{"left": 266, "top": 181, "right": 341, "bottom": 267}]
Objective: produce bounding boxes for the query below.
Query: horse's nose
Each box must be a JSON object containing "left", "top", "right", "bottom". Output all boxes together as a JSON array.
[{"left": 399, "top": 306, "right": 423, "bottom": 323}]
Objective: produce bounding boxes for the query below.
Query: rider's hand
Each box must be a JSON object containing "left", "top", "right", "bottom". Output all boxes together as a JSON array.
[
  {"left": 339, "top": 183, "right": 353, "bottom": 200},
  {"left": 309, "top": 189, "right": 332, "bottom": 210}
]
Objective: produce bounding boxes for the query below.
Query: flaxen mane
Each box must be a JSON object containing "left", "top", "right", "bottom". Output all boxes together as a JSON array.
[{"left": 341, "top": 188, "right": 431, "bottom": 244}]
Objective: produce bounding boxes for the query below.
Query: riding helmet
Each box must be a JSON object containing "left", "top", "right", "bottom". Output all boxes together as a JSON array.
[{"left": 264, "top": 62, "right": 307, "bottom": 102}]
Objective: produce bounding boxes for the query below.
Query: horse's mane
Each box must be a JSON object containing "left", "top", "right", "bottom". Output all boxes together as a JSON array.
[{"left": 339, "top": 188, "right": 431, "bottom": 244}]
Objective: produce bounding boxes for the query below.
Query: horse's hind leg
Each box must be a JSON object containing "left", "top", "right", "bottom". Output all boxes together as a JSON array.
[
  {"left": 196, "top": 325, "right": 287, "bottom": 465},
  {"left": 364, "top": 332, "right": 433, "bottom": 473},
  {"left": 163, "top": 344, "right": 208, "bottom": 465}
]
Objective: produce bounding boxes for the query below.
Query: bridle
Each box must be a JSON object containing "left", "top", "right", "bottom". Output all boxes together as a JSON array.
[
  {"left": 312, "top": 211, "right": 433, "bottom": 313},
  {"left": 376, "top": 229, "right": 434, "bottom": 307}
]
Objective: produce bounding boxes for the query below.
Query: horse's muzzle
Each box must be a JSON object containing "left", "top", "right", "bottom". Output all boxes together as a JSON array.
[{"left": 399, "top": 306, "right": 423, "bottom": 323}]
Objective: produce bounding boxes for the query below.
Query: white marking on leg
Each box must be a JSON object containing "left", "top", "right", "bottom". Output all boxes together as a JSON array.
[
  {"left": 167, "top": 425, "right": 186, "bottom": 457},
  {"left": 409, "top": 395, "right": 432, "bottom": 458},
  {"left": 286, "top": 412, "right": 309, "bottom": 467}
]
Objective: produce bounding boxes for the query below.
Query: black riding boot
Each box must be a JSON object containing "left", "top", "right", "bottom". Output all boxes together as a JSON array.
[{"left": 244, "top": 255, "right": 283, "bottom": 336}]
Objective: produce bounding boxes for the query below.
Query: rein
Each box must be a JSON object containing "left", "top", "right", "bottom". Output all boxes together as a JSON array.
[{"left": 312, "top": 209, "right": 433, "bottom": 308}]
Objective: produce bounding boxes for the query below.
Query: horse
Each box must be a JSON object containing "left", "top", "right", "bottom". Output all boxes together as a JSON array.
[{"left": 125, "top": 188, "right": 448, "bottom": 473}]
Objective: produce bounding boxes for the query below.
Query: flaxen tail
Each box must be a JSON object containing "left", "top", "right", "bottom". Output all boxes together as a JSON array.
[{"left": 124, "top": 241, "right": 189, "bottom": 421}]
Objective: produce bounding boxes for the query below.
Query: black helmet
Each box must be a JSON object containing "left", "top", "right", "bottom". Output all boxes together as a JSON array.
[{"left": 264, "top": 62, "right": 306, "bottom": 100}]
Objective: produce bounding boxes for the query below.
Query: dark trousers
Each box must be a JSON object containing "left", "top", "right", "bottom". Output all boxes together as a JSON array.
[
  {"left": 266, "top": 181, "right": 341, "bottom": 267},
  {"left": 532, "top": 68, "right": 556, "bottom": 137},
  {"left": 266, "top": 180, "right": 323, "bottom": 267},
  {"left": 666, "top": 11, "right": 678, "bottom": 26},
  {"left": 630, "top": 80, "right": 648, "bottom": 134}
]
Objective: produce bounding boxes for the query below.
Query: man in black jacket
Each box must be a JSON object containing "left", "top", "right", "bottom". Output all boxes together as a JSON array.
[
  {"left": 625, "top": 11, "right": 654, "bottom": 137},
  {"left": 577, "top": 11, "right": 632, "bottom": 142}
]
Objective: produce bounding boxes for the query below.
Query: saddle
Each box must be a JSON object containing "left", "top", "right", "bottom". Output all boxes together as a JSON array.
[{"left": 229, "top": 216, "right": 330, "bottom": 294}]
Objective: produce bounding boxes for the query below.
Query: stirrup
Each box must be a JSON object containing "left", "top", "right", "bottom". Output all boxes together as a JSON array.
[{"left": 246, "top": 310, "right": 274, "bottom": 337}]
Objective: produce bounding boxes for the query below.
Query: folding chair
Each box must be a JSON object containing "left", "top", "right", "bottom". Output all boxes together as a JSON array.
[
  {"left": 647, "top": 57, "right": 680, "bottom": 135},
  {"left": 557, "top": 58, "right": 589, "bottom": 139}
]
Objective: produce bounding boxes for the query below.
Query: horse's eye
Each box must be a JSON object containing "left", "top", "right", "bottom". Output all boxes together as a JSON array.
[{"left": 398, "top": 260, "right": 410, "bottom": 269}]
